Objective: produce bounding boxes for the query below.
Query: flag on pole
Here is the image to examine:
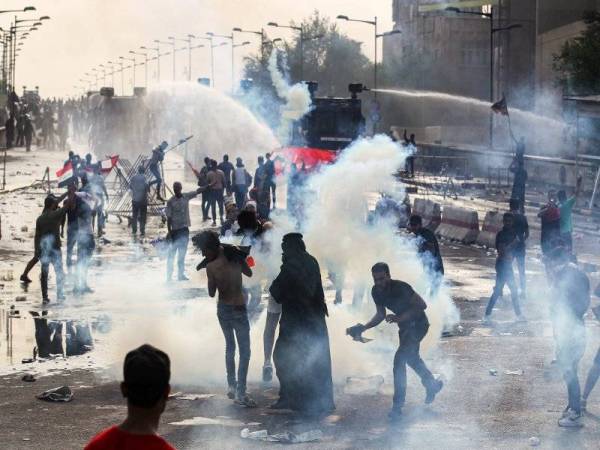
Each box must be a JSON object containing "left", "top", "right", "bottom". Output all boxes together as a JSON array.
[
  {"left": 56, "top": 162, "right": 76, "bottom": 188},
  {"left": 491, "top": 96, "right": 509, "bottom": 116}
]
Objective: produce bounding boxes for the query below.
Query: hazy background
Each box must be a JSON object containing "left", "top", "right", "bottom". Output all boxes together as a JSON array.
[{"left": 4, "top": 0, "right": 392, "bottom": 98}]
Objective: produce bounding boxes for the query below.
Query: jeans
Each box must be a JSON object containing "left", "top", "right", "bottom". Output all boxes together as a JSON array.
[
  {"left": 269, "top": 180, "right": 276, "bottom": 204},
  {"left": 217, "top": 303, "right": 251, "bottom": 395},
  {"left": 167, "top": 227, "right": 189, "bottom": 279},
  {"left": 209, "top": 189, "right": 224, "bottom": 223},
  {"left": 40, "top": 248, "right": 64, "bottom": 301},
  {"left": 66, "top": 224, "right": 78, "bottom": 269},
  {"left": 148, "top": 164, "right": 162, "bottom": 193},
  {"left": 76, "top": 233, "right": 95, "bottom": 290},
  {"left": 96, "top": 201, "right": 105, "bottom": 236},
  {"left": 514, "top": 251, "right": 526, "bottom": 294},
  {"left": 234, "top": 185, "right": 247, "bottom": 209},
  {"left": 131, "top": 201, "right": 147, "bottom": 235},
  {"left": 556, "top": 324, "right": 586, "bottom": 414},
  {"left": 393, "top": 325, "right": 435, "bottom": 409},
  {"left": 485, "top": 259, "right": 521, "bottom": 316}
]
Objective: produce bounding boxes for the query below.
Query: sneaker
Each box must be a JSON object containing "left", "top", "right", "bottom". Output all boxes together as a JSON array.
[
  {"left": 83, "top": 286, "right": 94, "bottom": 294},
  {"left": 42, "top": 297, "right": 50, "bottom": 304},
  {"left": 211, "top": 221, "right": 217, "bottom": 227},
  {"left": 178, "top": 274, "right": 189, "bottom": 281},
  {"left": 482, "top": 315, "right": 492, "bottom": 326},
  {"left": 227, "top": 385, "right": 236, "bottom": 400},
  {"left": 235, "top": 393, "right": 257, "bottom": 408},
  {"left": 515, "top": 314, "right": 527, "bottom": 323},
  {"left": 262, "top": 365, "right": 273, "bottom": 383},
  {"left": 388, "top": 407, "right": 402, "bottom": 422},
  {"left": 57, "top": 293, "right": 66, "bottom": 302},
  {"left": 425, "top": 379, "right": 444, "bottom": 404},
  {"left": 20, "top": 274, "right": 32, "bottom": 284},
  {"left": 558, "top": 410, "right": 583, "bottom": 428}
]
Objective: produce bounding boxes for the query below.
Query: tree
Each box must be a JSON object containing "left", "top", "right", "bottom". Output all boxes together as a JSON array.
[
  {"left": 554, "top": 11, "right": 600, "bottom": 95},
  {"left": 242, "top": 11, "right": 373, "bottom": 97}
]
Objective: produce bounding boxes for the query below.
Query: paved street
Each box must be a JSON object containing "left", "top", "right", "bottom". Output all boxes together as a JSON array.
[{"left": 1, "top": 145, "right": 600, "bottom": 449}]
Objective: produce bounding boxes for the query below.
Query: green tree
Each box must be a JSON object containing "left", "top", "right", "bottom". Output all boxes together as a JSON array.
[
  {"left": 242, "top": 11, "right": 373, "bottom": 97},
  {"left": 554, "top": 11, "right": 600, "bottom": 95}
]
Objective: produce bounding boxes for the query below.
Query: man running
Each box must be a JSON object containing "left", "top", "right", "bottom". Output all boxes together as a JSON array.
[{"left": 347, "top": 262, "right": 443, "bottom": 421}]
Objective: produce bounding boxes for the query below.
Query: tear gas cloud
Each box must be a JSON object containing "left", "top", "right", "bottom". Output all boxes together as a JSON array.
[{"left": 268, "top": 50, "right": 313, "bottom": 142}]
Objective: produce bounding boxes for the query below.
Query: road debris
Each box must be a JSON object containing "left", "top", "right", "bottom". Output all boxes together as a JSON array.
[
  {"left": 240, "top": 428, "right": 323, "bottom": 443},
  {"left": 36, "top": 386, "right": 73, "bottom": 402}
]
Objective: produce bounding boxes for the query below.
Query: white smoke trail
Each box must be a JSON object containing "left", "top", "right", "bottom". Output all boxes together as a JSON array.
[{"left": 268, "top": 50, "right": 312, "bottom": 143}]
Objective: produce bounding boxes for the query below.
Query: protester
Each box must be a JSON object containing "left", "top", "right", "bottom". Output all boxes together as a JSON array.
[
  {"left": 165, "top": 181, "right": 203, "bottom": 282},
  {"left": 84, "top": 344, "right": 175, "bottom": 450},
  {"left": 509, "top": 199, "right": 529, "bottom": 298},
  {"left": 147, "top": 141, "right": 168, "bottom": 202},
  {"left": 546, "top": 247, "right": 590, "bottom": 427},
  {"left": 196, "top": 230, "right": 256, "bottom": 407},
  {"left": 509, "top": 154, "right": 528, "bottom": 213},
  {"left": 63, "top": 184, "right": 80, "bottom": 273},
  {"left": 408, "top": 214, "right": 444, "bottom": 294},
  {"left": 264, "top": 152, "right": 276, "bottom": 208},
  {"left": 207, "top": 159, "right": 226, "bottom": 226},
  {"left": 74, "top": 176, "right": 97, "bottom": 295},
  {"left": 483, "top": 213, "right": 525, "bottom": 323},
  {"left": 35, "top": 191, "right": 73, "bottom": 303},
  {"left": 538, "top": 190, "right": 561, "bottom": 256},
  {"left": 582, "top": 288, "right": 600, "bottom": 412},
  {"left": 130, "top": 165, "right": 149, "bottom": 237},
  {"left": 24, "top": 114, "right": 34, "bottom": 152},
  {"left": 403, "top": 129, "right": 416, "bottom": 178},
  {"left": 236, "top": 210, "right": 265, "bottom": 311},
  {"left": 5, "top": 114, "right": 14, "bottom": 149},
  {"left": 198, "top": 157, "right": 211, "bottom": 221},
  {"left": 557, "top": 176, "right": 582, "bottom": 253},
  {"left": 91, "top": 165, "right": 109, "bottom": 238},
  {"left": 269, "top": 233, "right": 335, "bottom": 415},
  {"left": 232, "top": 157, "right": 252, "bottom": 209},
  {"left": 217, "top": 154, "right": 234, "bottom": 195},
  {"left": 347, "top": 262, "right": 443, "bottom": 421}
]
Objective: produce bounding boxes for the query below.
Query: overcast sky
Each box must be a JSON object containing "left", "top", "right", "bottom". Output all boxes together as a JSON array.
[{"left": 4, "top": 0, "right": 393, "bottom": 98}]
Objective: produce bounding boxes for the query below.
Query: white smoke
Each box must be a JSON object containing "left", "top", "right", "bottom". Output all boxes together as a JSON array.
[{"left": 268, "top": 50, "right": 312, "bottom": 143}]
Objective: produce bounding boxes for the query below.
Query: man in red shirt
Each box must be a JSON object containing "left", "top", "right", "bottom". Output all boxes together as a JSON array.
[{"left": 85, "top": 344, "right": 175, "bottom": 450}]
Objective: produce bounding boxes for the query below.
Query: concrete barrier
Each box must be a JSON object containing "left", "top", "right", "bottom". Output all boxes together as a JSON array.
[
  {"left": 477, "top": 211, "right": 504, "bottom": 248},
  {"left": 412, "top": 198, "right": 441, "bottom": 231},
  {"left": 436, "top": 206, "right": 480, "bottom": 244}
]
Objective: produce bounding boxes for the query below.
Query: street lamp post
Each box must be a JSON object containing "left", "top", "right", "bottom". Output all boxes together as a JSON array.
[
  {"left": 130, "top": 50, "right": 148, "bottom": 87},
  {"left": 117, "top": 58, "right": 125, "bottom": 95},
  {"left": 120, "top": 55, "right": 135, "bottom": 91},
  {"left": 167, "top": 36, "right": 178, "bottom": 81},
  {"left": 233, "top": 27, "right": 265, "bottom": 63},
  {"left": 232, "top": 41, "right": 250, "bottom": 92},
  {"left": 142, "top": 45, "right": 160, "bottom": 82},
  {"left": 195, "top": 35, "right": 216, "bottom": 86},
  {"left": 107, "top": 61, "right": 116, "bottom": 87},
  {"left": 445, "top": 7, "right": 522, "bottom": 148},
  {"left": 154, "top": 40, "right": 173, "bottom": 81},
  {"left": 207, "top": 32, "right": 235, "bottom": 91},
  {"left": 169, "top": 35, "right": 195, "bottom": 81}
]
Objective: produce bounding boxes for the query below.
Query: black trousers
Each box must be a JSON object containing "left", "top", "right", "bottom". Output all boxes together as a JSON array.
[
  {"left": 209, "top": 189, "right": 224, "bottom": 222},
  {"left": 131, "top": 201, "right": 147, "bottom": 235},
  {"left": 393, "top": 325, "right": 435, "bottom": 409},
  {"left": 485, "top": 259, "right": 521, "bottom": 316},
  {"left": 201, "top": 191, "right": 210, "bottom": 220}
]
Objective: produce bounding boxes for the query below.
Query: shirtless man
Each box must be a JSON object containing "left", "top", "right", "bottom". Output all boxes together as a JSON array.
[{"left": 196, "top": 230, "right": 256, "bottom": 407}]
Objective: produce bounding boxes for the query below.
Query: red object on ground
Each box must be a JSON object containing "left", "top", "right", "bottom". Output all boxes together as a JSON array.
[
  {"left": 85, "top": 426, "right": 175, "bottom": 450},
  {"left": 246, "top": 256, "right": 255, "bottom": 268},
  {"left": 274, "top": 147, "right": 337, "bottom": 174}
]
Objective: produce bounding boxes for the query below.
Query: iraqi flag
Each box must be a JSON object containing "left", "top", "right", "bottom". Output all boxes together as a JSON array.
[
  {"left": 275, "top": 147, "right": 338, "bottom": 174},
  {"left": 56, "top": 162, "right": 76, "bottom": 188},
  {"left": 86, "top": 155, "right": 119, "bottom": 175},
  {"left": 491, "top": 96, "right": 509, "bottom": 116}
]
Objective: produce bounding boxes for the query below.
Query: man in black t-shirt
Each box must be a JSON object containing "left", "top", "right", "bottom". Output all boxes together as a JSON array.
[
  {"left": 408, "top": 215, "right": 444, "bottom": 294},
  {"left": 347, "top": 262, "right": 443, "bottom": 421},
  {"left": 483, "top": 213, "right": 525, "bottom": 323},
  {"left": 509, "top": 199, "right": 529, "bottom": 297}
]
